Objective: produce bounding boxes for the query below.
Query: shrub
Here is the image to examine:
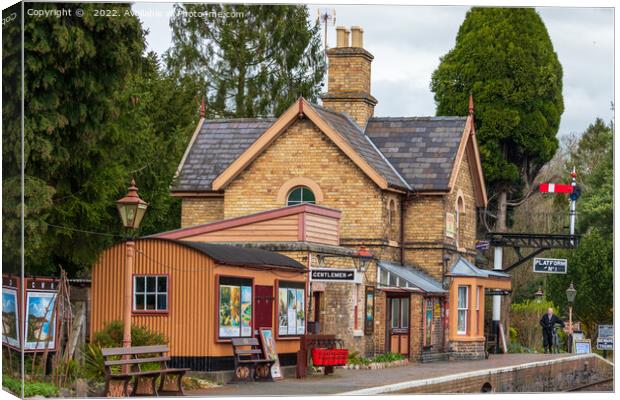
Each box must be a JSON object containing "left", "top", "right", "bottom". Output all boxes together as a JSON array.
[
  {"left": 3, "top": 376, "right": 59, "bottom": 398},
  {"left": 83, "top": 321, "right": 168, "bottom": 381},
  {"left": 347, "top": 351, "right": 370, "bottom": 366},
  {"left": 510, "top": 299, "right": 559, "bottom": 351},
  {"left": 92, "top": 320, "right": 168, "bottom": 347},
  {"left": 372, "top": 352, "right": 405, "bottom": 363}
]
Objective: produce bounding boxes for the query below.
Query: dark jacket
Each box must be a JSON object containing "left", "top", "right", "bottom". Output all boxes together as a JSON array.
[{"left": 540, "top": 313, "right": 565, "bottom": 332}]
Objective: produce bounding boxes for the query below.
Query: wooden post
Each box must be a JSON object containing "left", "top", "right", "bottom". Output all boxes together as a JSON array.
[{"left": 123, "top": 241, "right": 135, "bottom": 372}]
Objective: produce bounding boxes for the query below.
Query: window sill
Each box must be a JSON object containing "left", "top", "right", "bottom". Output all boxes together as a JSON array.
[{"left": 132, "top": 311, "right": 169, "bottom": 316}]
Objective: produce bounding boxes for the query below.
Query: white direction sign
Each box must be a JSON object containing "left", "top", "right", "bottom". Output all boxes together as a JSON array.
[
  {"left": 597, "top": 337, "right": 614, "bottom": 351},
  {"left": 598, "top": 324, "right": 613, "bottom": 338},
  {"left": 533, "top": 258, "right": 567, "bottom": 274}
]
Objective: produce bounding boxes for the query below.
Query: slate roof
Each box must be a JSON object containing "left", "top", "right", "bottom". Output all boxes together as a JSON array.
[
  {"left": 311, "top": 104, "right": 410, "bottom": 189},
  {"left": 172, "top": 118, "right": 276, "bottom": 192},
  {"left": 172, "top": 106, "right": 469, "bottom": 193},
  {"left": 449, "top": 256, "right": 510, "bottom": 279},
  {"left": 165, "top": 239, "right": 305, "bottom": 270},
  {"left": 365, "top": 116, "right": 467, "bottom": 191},
  {"left": 379, "top": 261, "right": 447, "bottom": 294}
]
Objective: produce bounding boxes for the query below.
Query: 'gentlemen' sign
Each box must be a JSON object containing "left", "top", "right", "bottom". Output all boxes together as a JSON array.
[
  {"left": 310, "top": 268, "right": 356, "bottom": 282},
  {"left": 533, "top": 258, "right": 567, "bottom": 274}
]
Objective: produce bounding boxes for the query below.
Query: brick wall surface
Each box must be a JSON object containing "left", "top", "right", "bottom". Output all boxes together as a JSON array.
[
  {"left": 224, "top": 119, "right": 386, "bottom": 243},
  {"left": 181, "top": 197, "right": 224, "bottom": 227},
  {"left": 394, "top": 355, "right": 613, "bottom": 393},
  {"left": 448, "top": 339, "right": 486, "bottom": 360},
  {"left": 446, "top": 152, "right": 477, "bottom": 253}
]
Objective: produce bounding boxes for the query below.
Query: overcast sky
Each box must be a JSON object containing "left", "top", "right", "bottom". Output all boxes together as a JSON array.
[{"left": 133, "top": 3, "right": 614, "bottom": 137}]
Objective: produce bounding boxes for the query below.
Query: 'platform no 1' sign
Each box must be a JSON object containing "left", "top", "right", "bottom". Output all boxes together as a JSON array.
[{"left": 533, "top": 258, "right": 567, "bottom": 274}]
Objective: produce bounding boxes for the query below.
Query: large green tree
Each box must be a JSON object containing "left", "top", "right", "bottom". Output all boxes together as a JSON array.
[
  {"left": 166, "top": 4, "right": 326, "bottom": 118},
  {"left": 545, "top": 118, "right": 613, "bottom": 337},
  {"left": 431, "top": 8, "right": 564, "bottom": 230},
  {"left": 2, "top": 3, "right": 198, "bottom": 276}
]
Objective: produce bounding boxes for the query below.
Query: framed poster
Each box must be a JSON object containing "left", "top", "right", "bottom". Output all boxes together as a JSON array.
[
  {"left": 2, "top": 287, "right": 20, "bottom": 348},
  {"left": 25, "top": 291, "right": 57, "bottom": 350},
  {"left": 287, "top": 288, "right": 296, "bottom": 335},
  {"left": 295, "top": 289, "right": 305, "bottom": 335},
  {"left": 574, "top": 339, "right": 591, "bottom": 354},
  {"left": 278, "top": 288, "right": 288, "bottom": 334},
  {"left": 364, "top": 286, "right": 375, "bottom": 335},
  {"left": 240, "top": 286, "right": 252, "bottom": 337},
  {"left": 219, "top": 285, "right": 241, "bottom": 338},
  {"left": 258, "top": 328, "right": 282, "bottom": 379}
]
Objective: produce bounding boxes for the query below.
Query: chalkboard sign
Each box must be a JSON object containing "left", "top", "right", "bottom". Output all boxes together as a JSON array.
[
  {"left": 573, "top": 339, "right": 591, "bottom": 354},
  {"left": 258, "top": 328, "right": 282, "bottom": 379}
]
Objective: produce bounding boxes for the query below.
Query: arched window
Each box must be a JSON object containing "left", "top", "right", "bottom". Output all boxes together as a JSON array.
[
  {"left": 287, "top": 186, "right": 316, "bottom": 206},
  {"left": 456, "top": 195, "right": 465, "bottom": 249},
  {"left": 388, "top": 199, "right": 397, "bottom": 241}
]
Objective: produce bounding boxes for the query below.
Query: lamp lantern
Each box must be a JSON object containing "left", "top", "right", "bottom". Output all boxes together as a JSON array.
[
  {"left": 565, "top": 282, "right": 577, "bottom": 305},
  {"left": 116, "top": 178, "right": 149, "bottom": 230},
  {"left": 353, "top": 246, "right": 373, "bottom": 272}
]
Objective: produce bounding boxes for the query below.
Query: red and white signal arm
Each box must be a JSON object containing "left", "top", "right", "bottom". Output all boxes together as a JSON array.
[{"left": 539, "top": 183, "right": 573, "bottom": 193}]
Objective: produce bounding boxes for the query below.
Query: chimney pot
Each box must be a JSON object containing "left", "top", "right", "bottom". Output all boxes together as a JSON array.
[
  {"left": 351, "top": 26, "right": 364, "bottom": 48},
  {"left": 335, "top": 26, "right": 348, "bottom": 48}
]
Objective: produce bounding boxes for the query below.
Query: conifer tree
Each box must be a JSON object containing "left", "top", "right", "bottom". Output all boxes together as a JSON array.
[
  {"left": 431, "top": 8, "right": 564, "bottom": 230},
  {"left": 166, "top": 4, "right": 326, "bottom": 118}
]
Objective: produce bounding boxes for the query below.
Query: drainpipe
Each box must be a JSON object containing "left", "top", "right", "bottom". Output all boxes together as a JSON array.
[{"left": 400, "top": 195, "right": 406, "bottom": 265}]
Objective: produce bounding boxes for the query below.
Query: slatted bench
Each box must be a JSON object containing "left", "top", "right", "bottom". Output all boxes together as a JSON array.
[
  {"left": 102, "top": 345, "right": 190, "bottom": 396},
  {"left": 231, "top": 338, "right": 274, "bottom": 382}
]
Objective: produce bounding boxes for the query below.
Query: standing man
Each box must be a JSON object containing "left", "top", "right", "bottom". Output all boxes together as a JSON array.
[{"left": 540, "top": 307, "right": 565, "bottom": 353}]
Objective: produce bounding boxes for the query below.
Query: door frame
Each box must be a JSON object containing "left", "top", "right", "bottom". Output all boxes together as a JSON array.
[{"left": 386, "top": 293, "right": 411, "bottom": 358}]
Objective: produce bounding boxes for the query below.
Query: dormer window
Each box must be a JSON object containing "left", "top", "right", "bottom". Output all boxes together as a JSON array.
[{"left": 287, "top": 186, "right": 316, "bottom": 206}]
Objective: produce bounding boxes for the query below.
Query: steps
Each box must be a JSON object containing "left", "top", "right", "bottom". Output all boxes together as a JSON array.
[{"left": 421, "top": 352, "right": 449, "bottom": 363}]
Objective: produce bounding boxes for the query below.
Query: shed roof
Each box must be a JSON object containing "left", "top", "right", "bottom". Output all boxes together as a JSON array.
[
  {"left": 378, "top": 261, "right": 447, "bottom": 294},
  {"left": 147, "top": 239, "right": 305, "bottom": 271},
  {"left": 365, "top": 117, "right": 467, "bottom": 191},
  {"left": 448, "top": 256, "right": 510, "bottom": 279}
]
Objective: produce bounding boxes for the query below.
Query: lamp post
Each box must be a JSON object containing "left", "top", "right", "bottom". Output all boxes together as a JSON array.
[
  {"left": 534, "top": 287, "right": 544, "bottom": 303},
  {"left": 352, "top": 247, "right": 373, "bottom": 331},
  {"left": 565, "top": 282, "right": 577, "bottom": 353},
  {"left": 116, "top": 179, "right": 148, "bottom": 360}
]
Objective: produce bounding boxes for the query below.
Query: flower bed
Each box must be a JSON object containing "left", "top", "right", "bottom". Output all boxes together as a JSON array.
[{"left": 341, "top": 352, "right": 409, "bottom": 370}]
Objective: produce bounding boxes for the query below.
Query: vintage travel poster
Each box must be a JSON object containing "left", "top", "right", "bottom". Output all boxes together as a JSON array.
[
  {"left": 240, "top": 286, "right": 252, "bottom": 337},
  {"left": 2, "top": 287, "right": 20, "bottom": 348},
  {"left": 287, "top": 288, "right": 296, "bottom": 335},
  {"left": 295, "top": 289, "right": 305, "bottom": 335},
  {"left": 219, "top": 285, "right": 241, "bottom": 337},
  {"left": 278, "top": 287, "right": 288, "bottom": 334},
  {"left": 24, "top": 291, "right": 57, "bottom": 350},
  {"left": 258, "top": 328, "right": 282, "bottom": 379}
]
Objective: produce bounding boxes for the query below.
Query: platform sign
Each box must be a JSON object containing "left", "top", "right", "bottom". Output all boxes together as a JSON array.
[
  {"left": 597, "top": 337, "right": 613, "bottom": 351},
  {"left": 598, "top": 325, "right": 613, "bottom": 338},
  {"left": 533, "top": 258, "right": 567, "bottom": 274},
  {"left": 475, "top": 240, "right": 490, "bottom": 251}
]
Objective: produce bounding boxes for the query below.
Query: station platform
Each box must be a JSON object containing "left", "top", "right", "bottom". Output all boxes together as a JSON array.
[{"left": 186, "top": 353, "right": 613, "bottom": 395}]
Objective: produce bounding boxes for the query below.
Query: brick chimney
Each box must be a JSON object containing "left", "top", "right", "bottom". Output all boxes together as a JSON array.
[{"left": 321, "top": 26, "right": 378, "bottom": 128}]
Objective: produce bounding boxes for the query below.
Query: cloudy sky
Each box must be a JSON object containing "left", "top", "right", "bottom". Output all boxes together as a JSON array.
[{"left": 133, "top": 3, "right": 614, "bottom": 138}]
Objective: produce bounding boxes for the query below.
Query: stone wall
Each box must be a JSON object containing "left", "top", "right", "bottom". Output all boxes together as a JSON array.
[
  {"left": 181, "top": 197, "right": 224, "bottom": 228},
  {"left": 448, "top": 339, "right": 486, "bottom": 360}
]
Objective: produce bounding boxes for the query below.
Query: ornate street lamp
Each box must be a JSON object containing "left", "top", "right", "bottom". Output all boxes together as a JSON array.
[
  {"left": 566, "top": 282, "right": 577, "bottom": 352},
  {"left": 534, "top": 286, "right": 544, "bottom": 303},
  {"left": 116, "top": 179, "right": 148, "bottom": 363},
  {"left": 353, "top": 246, "right": 373, "bottom": 273}
]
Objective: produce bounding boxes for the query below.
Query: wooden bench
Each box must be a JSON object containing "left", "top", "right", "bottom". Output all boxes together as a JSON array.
[
  {"left": 231, "top": 338, "right": 274, "bottom": 382},
  {"left": 102, "top": 345, "right": 190, "bottom": 396}
]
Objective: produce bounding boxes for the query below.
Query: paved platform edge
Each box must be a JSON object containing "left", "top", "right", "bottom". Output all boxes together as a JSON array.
[{"left": 339, "top": 354, "right": 609, "bottom": 395}]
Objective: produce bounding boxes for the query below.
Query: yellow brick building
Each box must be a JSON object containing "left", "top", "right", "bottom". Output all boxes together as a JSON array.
[{"left": 165, "top": 25, "right": 510, "bottom": 364}]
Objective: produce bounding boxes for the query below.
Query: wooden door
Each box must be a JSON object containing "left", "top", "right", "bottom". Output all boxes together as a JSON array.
[
  {"left": 255, "top": 285, "right": 274, "bottom": 330},
  {"left": 387, "top": 296, "right": 410, "bottom": 356}
]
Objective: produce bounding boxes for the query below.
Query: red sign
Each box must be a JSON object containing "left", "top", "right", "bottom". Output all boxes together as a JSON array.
[{"left": 539, "top": 183, "right": 573, "bottom": 193}]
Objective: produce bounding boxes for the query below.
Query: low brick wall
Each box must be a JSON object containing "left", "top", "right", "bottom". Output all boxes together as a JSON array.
[
  {"left": 343, "top": 354, "right": 613, "bottom": 394},
  {"left": 449, "top": 340, "right": 485, "bottom": 360}
]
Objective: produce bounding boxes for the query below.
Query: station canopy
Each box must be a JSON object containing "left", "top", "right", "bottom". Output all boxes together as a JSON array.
[{"left": 377, "top": 261, "right": 447, "bottom": 295}]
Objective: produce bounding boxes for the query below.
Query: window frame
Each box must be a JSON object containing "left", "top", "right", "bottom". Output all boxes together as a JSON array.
[
  {"left": 457, "top": 285, "right": 469, "bottom": 335},
  {"left": 456, "top": 195, "right": 465, "bottom": 250},
  {"left": 276, "top": 280, "right": 306, "bottom": 339},
  {"left": 132, "top": 274, "right": 169, "bottom": 314},
  {"left": 216, "top": 275, "right": 254, "bottom": 341},
  {"left": 286, "top": 186, "right": 316, "bottom": 206}
]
